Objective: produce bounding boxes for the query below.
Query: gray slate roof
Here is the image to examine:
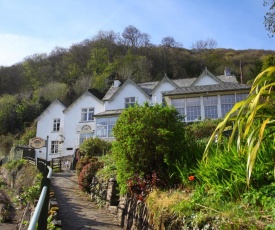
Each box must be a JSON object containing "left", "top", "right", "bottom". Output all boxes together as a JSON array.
[
  {"left": 163, "top": 83, "right": 251, "bottom": 96},
  {"left": 137, "top": 81, "right": 159, "bottom": 95},
  {"left": 102, "top": 87, "right": 120, "bottom": 101},
  {"left": 102, "top": 74, "right": 242, "bottom": 101},
  {"left": 94, "top": 109, "right": 124, "bottom": 117}
]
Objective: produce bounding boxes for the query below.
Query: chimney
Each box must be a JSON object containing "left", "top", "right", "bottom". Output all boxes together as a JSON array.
[
  {"left": 113, "top": 73, "right": 121, "bottom": 87},
  {"left": 113, "top": 79, "right": 121, "bottom": 87},
  {"left": 224, "top": 67, "right": 231, "bottom": 76}
]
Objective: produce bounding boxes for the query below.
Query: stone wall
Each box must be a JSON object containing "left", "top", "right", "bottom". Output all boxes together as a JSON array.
[{"left": 90, "top": 176, "right": 153, "bottom": 230}]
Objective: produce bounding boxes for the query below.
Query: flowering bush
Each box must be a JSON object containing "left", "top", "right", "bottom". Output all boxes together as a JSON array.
[
  {"left": 76, "top": 156, "right": 98, "bottom": 176},
  {"left": 127, "top": 172, "right": 160, "bottom": 201},
  {"left": 78, "top": 159, "right": 103, "bottom": 193}
]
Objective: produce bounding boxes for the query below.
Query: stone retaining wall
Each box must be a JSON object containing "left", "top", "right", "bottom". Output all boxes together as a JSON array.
[{"left": 90, "top": 176, "right": 153, "bottom": 230}]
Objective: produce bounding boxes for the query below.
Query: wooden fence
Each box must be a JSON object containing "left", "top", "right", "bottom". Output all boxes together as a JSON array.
[{"left": 1, "top": 146, "right": 74, "bottom": 174}]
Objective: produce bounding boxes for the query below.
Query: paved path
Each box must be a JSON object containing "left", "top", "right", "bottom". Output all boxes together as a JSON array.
[{"left": 51, "top": 170, "right": 122, "bottom": 230}]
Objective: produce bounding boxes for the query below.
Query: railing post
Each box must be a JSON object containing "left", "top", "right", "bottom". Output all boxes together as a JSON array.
[{"left": 37, "top": 177, "right": 50, "bottom": 230}]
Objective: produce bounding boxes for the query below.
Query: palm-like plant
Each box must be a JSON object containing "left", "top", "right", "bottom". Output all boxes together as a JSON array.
[{"left": 204, "top": 66, "right": 275, "bottom": 185}]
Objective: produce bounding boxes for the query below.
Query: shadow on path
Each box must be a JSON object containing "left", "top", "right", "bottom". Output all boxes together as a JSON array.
[{"left": 51, "top": 170, "right": 122, "bottom": 230}]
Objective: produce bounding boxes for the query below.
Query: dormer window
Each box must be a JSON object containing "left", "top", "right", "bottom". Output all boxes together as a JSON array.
[
  {"left": 125, "top": 97, "right": 135, "bottom": 108},
  {"left": 81, "top": 108, "right": 94, "bottom": 121},
  {"left": 53, "top": 118, "right": 60, "bottom": 132}
]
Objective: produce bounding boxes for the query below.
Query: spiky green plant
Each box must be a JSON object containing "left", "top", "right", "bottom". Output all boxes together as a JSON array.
[{"left": 204, "top": 66, "right": 275, "bottom": 185}]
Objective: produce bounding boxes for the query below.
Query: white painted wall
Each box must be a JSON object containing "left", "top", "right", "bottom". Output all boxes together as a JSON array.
[
  {"left": 105, "top": 83, "right": 150, "bottom": 110},
  {"left": 35, "top": 100, "right": 65, "bottom": 161},
  {"left": 63, "top": 92, "right": 104, "bottom": 156},
  {"left": 194, "top": 75, "right": 219, "bottom": 86},
  {"left": 152, "top": 81, "right": 176, "bottom": 104}
]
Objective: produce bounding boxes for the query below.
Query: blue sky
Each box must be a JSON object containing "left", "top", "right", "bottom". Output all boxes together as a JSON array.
[{"left": 0, "top": 0, "right": 274, "bottom": 66}]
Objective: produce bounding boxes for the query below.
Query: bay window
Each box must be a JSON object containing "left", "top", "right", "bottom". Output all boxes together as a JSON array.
[
  {"left": 203, "top": 96, "right": 218, "bottom": 119},
  {"left": 97, "top": 117, "right": 118, "bottom": 138}
]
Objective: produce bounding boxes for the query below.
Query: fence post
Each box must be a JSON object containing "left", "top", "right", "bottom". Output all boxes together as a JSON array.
[{"left": 37, "top": 177, "right": 51, "bottom": 230}]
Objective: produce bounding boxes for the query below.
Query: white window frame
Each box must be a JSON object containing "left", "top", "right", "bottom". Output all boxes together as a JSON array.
[
  {"left": 203, "top": 96, "right": 218, "bottom": 119},
  {"left": 125, "top": 97, "right": 135, "bottom": 108},
  {"left": 51, "top": 141, "right": 59, "bottom": 154},
  {"left": 186, "top": 97, "right": 201, "bottom": 121},
  {"left": 171, "top": 93, "right": 248, "bottom": 122},
  {"left": 53, "top": 118, "right": 60, "bottom": 132},
  {"left": 81, "top": 108, "right": 94, "bottom": 121},
  {"left": 96, "top": 117, "right": 118, "bottom": 138},
  {"left": 79, "top": 133, "right": 94, "bottom": 145}
]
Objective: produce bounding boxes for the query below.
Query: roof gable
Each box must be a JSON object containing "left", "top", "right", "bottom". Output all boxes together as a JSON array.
[
  {"left": 191, "top": 68, "right": 223, "bottom": 86},
  {"left": 103, "top": 78, "right": 150, "bottom": 101},
  {"left": 63, "top": 90, "right": 103, "bottom": 113},
  {"left": 36, "top": 99, "right": 66, "bottom": 121},
  {"left": 151, "top": 74, "right": 178, "bottom": 94}
]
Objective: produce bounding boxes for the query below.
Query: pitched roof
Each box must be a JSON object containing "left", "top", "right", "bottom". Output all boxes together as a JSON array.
[
  {"left": 87, "top": 88, "right": 105, "bottom": 100},
  {"left": 137, "top": 81, "right": 159, "bottom": 95},
  {"left": 163, "top": 83, "right": 251, "bottom": 96},
  {"left": 102, "top": 70, "right": 241, "bottom": 101},
  {"left": 63, "top": 89, "right": 103, "bottom": 113},
  {"left": 35, "top": 99, "right": 66, "bottom": 121},
  {"left": 216, "top": 75, "right": 238, "bottom": 83},
  {"left": 102, "top": 78, "right": 150, "bottom": 101},
  {"left": 102, "top": 86, "right": 120, "bottom": 101},
  {"left": 94, "top": 109, "right": 124, "bottom": 117},
  {"left": 191, "top": 68, "right": 223, "bottom": 86}
]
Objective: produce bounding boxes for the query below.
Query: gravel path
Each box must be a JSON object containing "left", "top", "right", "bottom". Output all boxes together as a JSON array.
[{"left": 51, "top": 170, "right": 122, "bottom": 230}]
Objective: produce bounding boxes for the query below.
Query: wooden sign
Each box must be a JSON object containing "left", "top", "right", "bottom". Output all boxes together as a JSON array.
[{"left": 29, "top": 137, "right": 46, "bottom": 149}]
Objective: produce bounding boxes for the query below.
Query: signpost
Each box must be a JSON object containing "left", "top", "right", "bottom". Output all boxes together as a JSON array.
[
  {"left": 29, "top": 137, "right": 46, "bottom": 149},
  {"left": 29, "top": 136, "right": 49, "bottom": 161}
]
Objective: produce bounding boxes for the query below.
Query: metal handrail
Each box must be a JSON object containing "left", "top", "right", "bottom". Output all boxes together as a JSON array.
[{"left": 28, "top": 166, "right": 52, "bottom": 230}]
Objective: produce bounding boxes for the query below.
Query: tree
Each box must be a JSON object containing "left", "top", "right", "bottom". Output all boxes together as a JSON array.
[
  {"left": 121, "top": 25, "right": 151, "bottom": 48},
  {"left": 0, "top": 64, "right": 24, "bottom": 95},
  {"left": 261, "top": 54, "right": 275, "bottom": 70},
  {"left": 204, "top": 66, "right": 275, "bottom": 185},
  {"left": 192, "top": 38, "right": 217, "bottom": 70},
  {"left": 87, "top": 47, "right": 110, "bottom": 91},
  {"left": 161, "top": 36, "right": 182, "bottom": 48},
  {"left": 22, "top": 53, "right": 53, "bottom": 90},
  {"left": 113, "top": 50, "right": 152, "bottom": 82},
  {"left": 0, "top": 95, "right": 18, "bottom": 134},
  {"left": 112, "top": 103, "right": 188, "bottom": 193},
  {"left": 37, "top": 82, "right": 68, "bottom": 103},
  {"left": 264, "top": 0, "right": 275, "bottom": 36}
]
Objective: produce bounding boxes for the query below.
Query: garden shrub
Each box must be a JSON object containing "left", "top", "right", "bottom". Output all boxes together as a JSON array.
[
  {"left": 95, "top": 152, "right": 117, "bottom": 181},
  {"left": 186, "top": 119, "right": 221, "bottom": 140},
  {"left": 112, "top": 103, "right": 198, "bottom": 194},
  {"left": 76, "top": 156, "right": 98, "bottom": 176},
  {"left": 79, "top": 137, "right": 112, "bottom": 157},
  {"left": 78, "top": 159, "right": 104, "bottom": 192}
]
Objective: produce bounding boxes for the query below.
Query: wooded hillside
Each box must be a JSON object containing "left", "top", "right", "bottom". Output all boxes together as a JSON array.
[{"left": 0, "top": 25, "right": 274, "bottom": 139}]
